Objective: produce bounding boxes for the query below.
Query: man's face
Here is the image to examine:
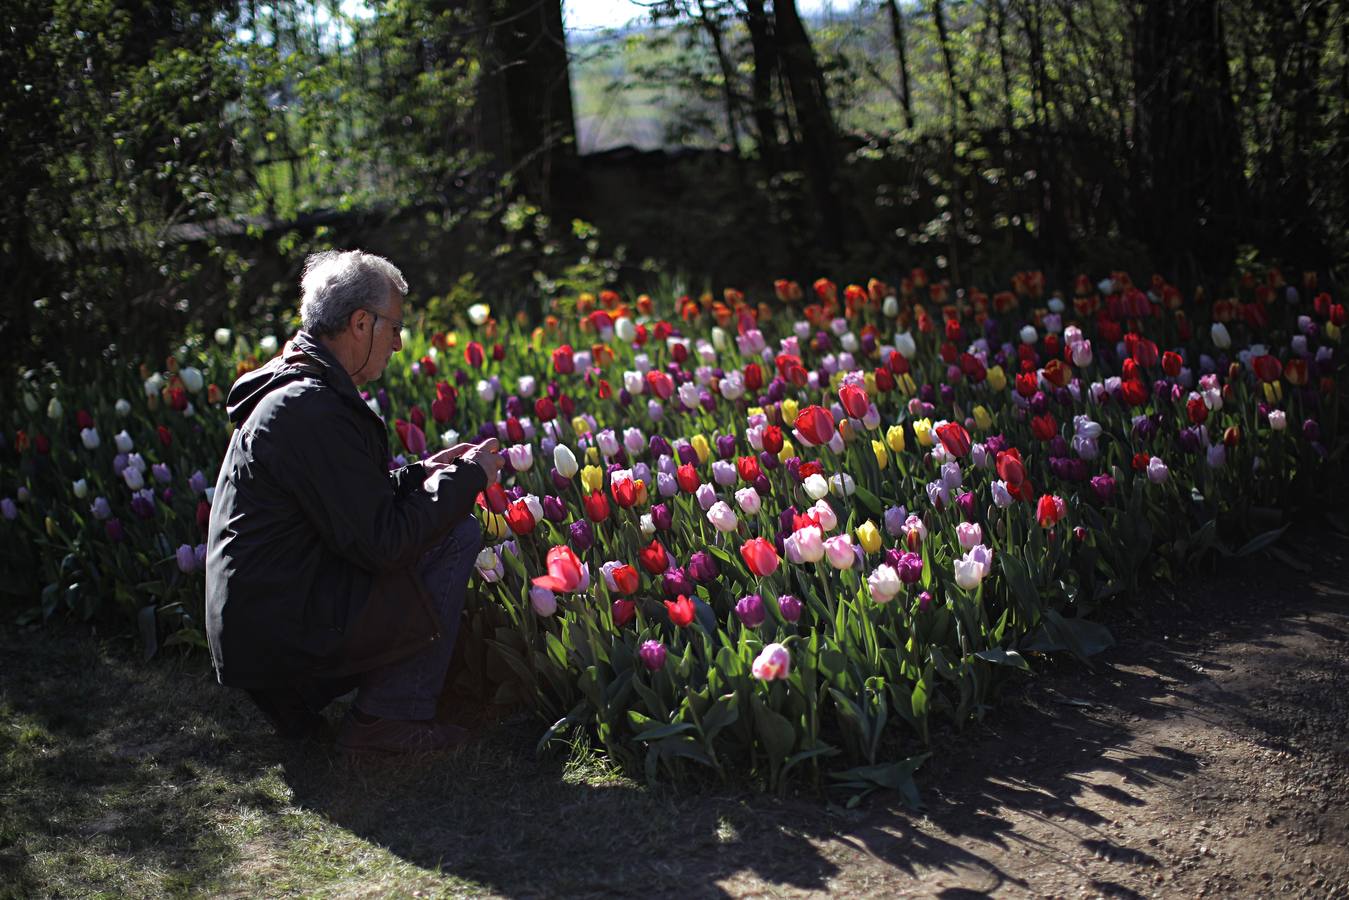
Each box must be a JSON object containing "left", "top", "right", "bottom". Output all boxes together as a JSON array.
[{"left": 356, "top": 285, "right": 404, "bottom": 385}]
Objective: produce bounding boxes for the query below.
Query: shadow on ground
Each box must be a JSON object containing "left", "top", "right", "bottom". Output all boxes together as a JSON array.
[{"left": 1, "top": 528, "right": 1346, "bottom": 897}]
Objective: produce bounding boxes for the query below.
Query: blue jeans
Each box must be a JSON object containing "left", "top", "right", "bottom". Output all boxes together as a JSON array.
[{"left": 353, "top": 515, "right": 483, "bottom": 721}]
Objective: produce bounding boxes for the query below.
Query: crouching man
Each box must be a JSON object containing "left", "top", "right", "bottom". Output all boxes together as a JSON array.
[{"left": 206, "top": 249, "right": 502, "bottom": 755}]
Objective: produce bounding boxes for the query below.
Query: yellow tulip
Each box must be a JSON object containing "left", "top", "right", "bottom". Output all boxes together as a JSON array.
[
  {"left": 973, "top": 405, "right": 993, "bottom": 431},
  {"left": 886, "top": 424, "right": 906, "bottom": 453},
  {"left": 864, "top": 372, "right": 877, "bottom": 395},
  {"left": 899, "top": 373, "right": 917, "bottom": 395},
  {"left": 856, "top": 520, "right": 882, "bottom": 554},
  {"left": 484, "top": 512, "right": 508, "bottom": 540},
  {"left": 871, "top": 439, "right": 889, "bottom": 470},
  {"left": 571, "top": 416, "right": 591, "bottom": 436},
  {"left": 691, "top": 434, "right": 710, "bottom": 464},
  {"left": 1326, "top": 321, "right": 1342, "bottom": 342},
  {"left": 581, "top": 464, "right": 604, "bottom": 493},
  {"left": 838, "top": 419, "right": 856, "bottom": 443},
  {"left": 913, "top": 418, "right": 934, "bottom": 447},
  {"left": 777, "top": 439, "right": 796, "bottom": 462},
  {"left": 585, "top": 446, "right": 600, "bottom": 465},
  {"left": 747, "top": 405, "right": 764, "bottom": 418},
  {"left": 986, "top": 365, "right": 1007, "bottom": 392},
  {"left": 444, "top": 331, "right": 459, "bottom": 348},
  {"left": 781, "top": 399, "right": 799, "bottom": 425},
  {"left": 1263, "top": 381, "right": 1283, "bottom": 404}
]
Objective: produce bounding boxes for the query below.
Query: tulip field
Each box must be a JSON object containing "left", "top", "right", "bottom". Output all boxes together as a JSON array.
[{"left": 2, "top": 269, "right": 1345, "bottom": 795}]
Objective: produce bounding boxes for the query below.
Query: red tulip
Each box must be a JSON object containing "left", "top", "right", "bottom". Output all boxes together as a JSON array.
[
  {"left": 996, "top": 448, "right": 1026, "bottom": 486},
  {"left": 935, "top": 422, "right": 971, "bottom": 458},
  {"left": 794, "top": 405, "right": 835, "bottom": 447},
  {"left": 552, "top": 344, "right": 575, "bottom": 374},
  {"left": 1283, "top": 358, "right": 1308, "bottom": 386},
  {"left": 1186, "top": 395, "right": 1209, "bottom": 424},
  {"left": 761, "top": 425, "right": 784, "bottom": 455},
  {"left": 736, "top": 455, "right": 761, "bottom": 483},
  {"left": 76, "top": 409, "right": 93, "bottom": 429},
  {"left": 535, "top": 397, "right": 557, "bottom": 422},
  {"left": 612, "top": 564, "right": 639, "bottom": 595},
  {"left": 740, "top": 538, "right": 780, "bottom": 577},
  {"left": 583, "top": 491, "right": 610, "bottom": 522},
  {"left": 612, "top": 478, "right": 638, "bottom": 508},
  {"left": 665, "top": 594, "right": 696, "bottom": 628},
  {"left": 196, "top": 500, "right": 211, "bottom": 531},
  {"left": 612, "top": 599, "right": 636, "bottom": 627},
  {"left": 1130, "top": 338, "right": 1160, "bottom": 368},
  {"left": 394, "top": 418, "right": 427, "bottom": 454},
  {"left": 1120, "top": 379, "right": 1148, "bottom": 406},
  {"left": 874, "top": 367, "right": 895, "bottom": 392},
  {"left": 419, "top": 354, "right": 437, "bottom": 377},
  {"left": 464, "top": 341, "right": 485, "bottom": 368},
  {"left": 1041, "top": 358, "right": 1071, "bottom": 388},
  {"left": 482, "top": 482, "right": 509, "bottom": 514},
  {"left": 532, "top": 545, "right": 584, "bottom": 592},
  {"left": 1036, "top": 494, "right": 1066, "bottom": 528},
  {"left": 157, "top": 425, "right": 173, "bottom": 448},
  {"left": 1030, "top": 414, "right": 1058, "bottom": 442},
  {"left": 409, "top": 405, "right": 426, "bottom": 430},
  {"left": 1015, "top": 372, "right": 1039, "bottom": 398},
  {"left": 638, "top": 539, "right": 668, "bottom": 575},
  {"left": 645, "top": 371, "right": 674, "bottom": 400},
  {"left": 839, "top": 384, "right": 870, "bottom": 419},
  {"left": 506, "top": 501, "right": 536, "bottom": 535},
  {"left": 676, "top": 463, "right": 701, "bottom": 494},
  {"left": 1162, "top": 351, "right": 1183, "bottom": 377},
  {"left": 744, "top": 363, "right": 763, "bottom": 391}
]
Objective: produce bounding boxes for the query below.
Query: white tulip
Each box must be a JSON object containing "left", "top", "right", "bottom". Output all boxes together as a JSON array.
[
  {"left": 468, "top": 303, "right": 491, "bottom": 326},
  {"left": 47, "top": 398, "right": 63, "bottom": 420},
  {"left": 553, "top": 444, "right": 579, "bottom": 478},
  {"left": 1211, "top": 322, "right": 1231, "bottom": 349},
  {"left": 615, "top": 316, "right": 636, "bottom": 343},
  {"left": 115, "top": 399, "right": 131, "bottom": 417},
  {"left": 80, "top": 428, "right": 100, "bottom": 450},
  {"left": 180, "top": 367, "right": 204, "bottom": 393},
  {"left": 803, "top": 473, "right": 829, "bottom": 500},
  {"left": 72, "top": 479, "right": 89, "bottom": 499},
  {"left": 214, "top": 327, "right": 232, "bottom": 345},
  {"left": 114, "top": 430, "right": 134, "bottom": 453}
]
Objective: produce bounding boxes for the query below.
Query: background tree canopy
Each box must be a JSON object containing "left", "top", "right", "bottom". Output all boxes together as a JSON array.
[{"left": 2, "top": 0, "right": 1345, "bottom": 370}]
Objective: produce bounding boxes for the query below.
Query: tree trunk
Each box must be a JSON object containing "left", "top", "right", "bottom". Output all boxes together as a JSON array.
[
  {"left": 884, "top": 0, "right": 914, "bottom": 131},
  {"left": 473, "top": 0, "right": 579, "bottom": 212},
  {"left": 694, "top": 0, "right": 744, "bottom": 155},
  {"left": 772, "top": 0, "right": 845, "bottom": 253},
  {"left": 742, "top": 0, "right": 784, "bottom": 173},
  {"left": 1133, "top": 0, "right": 1245, "bottom": 279}
]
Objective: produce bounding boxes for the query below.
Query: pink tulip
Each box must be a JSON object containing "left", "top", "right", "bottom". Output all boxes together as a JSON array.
[{"left": 751, "top": 643, "right": 791, "bottom": 680}]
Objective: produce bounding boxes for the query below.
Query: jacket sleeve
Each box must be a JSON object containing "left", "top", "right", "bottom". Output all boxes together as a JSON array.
[
  {"left": 389, "top": 461, "right": 429, "bottom": 498},
  {"left": 267, "top": 393, "right": 487, "bottom": 573}
]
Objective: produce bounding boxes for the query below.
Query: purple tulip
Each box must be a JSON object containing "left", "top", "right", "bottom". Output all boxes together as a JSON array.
[
  {"left": 130, "top": 490, "right": 156, "bottom": 520},
  {"left": 112, "top": 453, "right": 129, "bottom": 476},
  {"left": 649, "top": 434, "right": 672, "bottom": 457},
  {"left": 777, "top": 594, "right": 803, "bottom": 623},
  {"left": 676, "top": 443, "right": 697, "bottom": 466},
  {"left": 753, "top": 473, "right": 772, "bottom": 496},
  {"left": 884, "top": 505, "right": 906, "bottom": 537},
  {"left": 918, "top": 591, "right": 933, "bottom": 612},
  {"left": 194, "top": 543, "right": 207, "bottom": 569},
  {"left": 1304, "top": 418, "right": 1321, "bottom": 442},
  {"left": 639, "top": 640, "right": 666, "bottom": 671},
  {"left": 778, "top": 505, "right": 799, "bottom": 534},
  {"left": 956, "top": 491, "right": 976, "bottom": 521},
  {"left": 896, "top": 551, "right": 924, "bottom": 584},
  {"left": 735, "top": 594, "right": 766, "bottom": 628},
  {"left": 105, "top": 518, "right": 125, "bottom": 542},
  {"left": 688, "top": 550, "right": 719, "bottom": 584},
  {"left": 716, "top": 434, "right": 736, "bottom": 459},
  {"left": 1047, "top": 436, "right": 1068, "bottom": 458},
  {"left": 661, "top": 566, "right": 694, "bottom": 598},
  {"left": 175, "top": 544, "right": 196, "bottom": 573},
  {"left": 1, "top": 498, "right": 16, "bottom": 520},
  {"left": 569, "top": 520, "right": 594, "bottom": 553},
  {"left": 188, "top": 470, "right": 209, "bottom": 494},
  {"left": 90, "top": 496, "right": 112, "bottom": 520},
  {"left": 651, "top": 503, "right": 672, "bottom": 531},
  {"left": 550, "top": 467, "right": 571, "bottom": 491},
  {"left": 777, "top": 593, "right": 804, "bottom": 623},
  {"left": 542, "top": 495, "right": 567, "bottom": 522}
]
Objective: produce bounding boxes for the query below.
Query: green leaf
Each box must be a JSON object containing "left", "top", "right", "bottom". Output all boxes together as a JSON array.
[
  {"left": 974, "top": 648, "right": 1031, "bottom": 671},
  {"left": 829, "top": 752, "right": 931, "bottom": 809},
  {"left": 853, "top": 484, "right": 883, "bottom": 518},
  {"left": 752, "top": 694, "right": 796, "bottom": 763},
  {"left": 634, "top": 721, "right": 697, "bottom": 742},
  {"left": 1232, "top": 524, "right": 1290, "bottom": 558}
]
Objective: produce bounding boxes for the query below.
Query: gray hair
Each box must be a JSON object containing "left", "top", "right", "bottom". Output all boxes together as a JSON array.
[{"left": 299, "top": 250, "right": 408, "bottom": 338}]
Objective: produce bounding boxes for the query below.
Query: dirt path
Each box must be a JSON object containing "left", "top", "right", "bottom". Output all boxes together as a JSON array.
[
  {"left": 718, "top": 528, "right": 1349, "bottom": 898},
  {"left": 2, "top": 527, "right": 1346, "bottom": 898}
]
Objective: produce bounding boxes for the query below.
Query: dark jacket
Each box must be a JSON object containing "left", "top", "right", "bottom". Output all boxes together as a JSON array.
[{"left": 205, "top": 330, "right": 486, "bottom": 688}]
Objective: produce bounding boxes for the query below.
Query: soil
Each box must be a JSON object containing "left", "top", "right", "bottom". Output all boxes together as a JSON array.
[
  {"left": 713, "top": 523, "right": 1349, "bottom": 898},
  {"left": 2, "top": 523, "right": 1346, "bottom": 898}
]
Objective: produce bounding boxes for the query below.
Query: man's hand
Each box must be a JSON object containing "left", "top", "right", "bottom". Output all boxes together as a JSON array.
[
  {"left": 425, "top": 443, "right": 476, "bottom": 473},
  {"left": 460, "top": 438, "right": 504, "bottom": 486}
]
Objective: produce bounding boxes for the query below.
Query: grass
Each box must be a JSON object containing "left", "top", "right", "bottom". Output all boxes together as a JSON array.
[{"left": 0, "top": 627, "right": 866, "bottom": 898}]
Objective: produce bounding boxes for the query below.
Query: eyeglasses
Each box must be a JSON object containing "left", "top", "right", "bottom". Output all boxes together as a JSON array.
[{"left": 364, "top": 308, "right": 405, "bottom": 332}]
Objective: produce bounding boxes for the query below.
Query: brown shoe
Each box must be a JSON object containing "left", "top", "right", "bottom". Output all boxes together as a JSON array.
[{"left": 336, "top": 711, "right": 470, "bottom": 756}]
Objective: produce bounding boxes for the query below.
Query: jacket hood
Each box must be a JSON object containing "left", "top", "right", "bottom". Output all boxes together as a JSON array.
[{"left": 225, "top": 331, "right": 360, "bottom": 425}]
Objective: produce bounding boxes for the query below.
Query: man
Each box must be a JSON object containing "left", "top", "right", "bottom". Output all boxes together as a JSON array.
[{"left": 206, "top": 249, "right": 503, "bottom": 755}]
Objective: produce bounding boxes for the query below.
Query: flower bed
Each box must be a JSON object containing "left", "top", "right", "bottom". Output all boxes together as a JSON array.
[{"left": 3, "top": 269, "right": 1344, "bottom": 795}]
